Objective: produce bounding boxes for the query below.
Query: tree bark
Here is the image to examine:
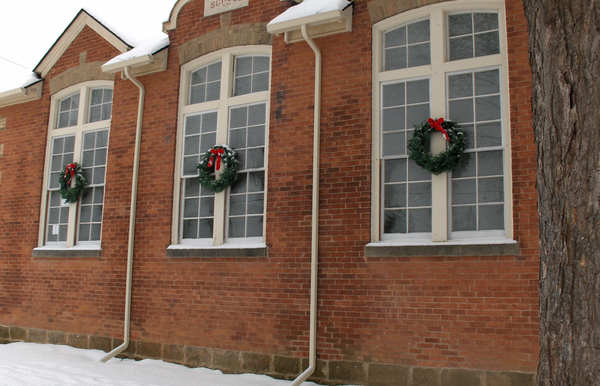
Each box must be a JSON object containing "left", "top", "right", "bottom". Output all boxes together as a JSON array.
[{"left": 522, "top": 0, "right": 600, "bottom": 384}]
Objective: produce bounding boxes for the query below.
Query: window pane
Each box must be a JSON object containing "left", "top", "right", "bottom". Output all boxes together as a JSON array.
[
  {"left": 230, "top": 107, "right": 248, "bottom": 129},
  {"left": 230, "top": 128, "right": 246, "bottom": 149},
  {"left": 229, "top": 217, "right": 245, "bottom": 238},
  {"left": 448, "top": 99, "right": 474, "bottom": 123},
  {"left": 475, "top": 70, "right": 500, "bottom": 95},
  {"left": 408, "top": 42, "right": 430, "bottom": 67},
  {"left": 382, "top": 83, "right": 405, "bottom": 107},
  {"left": 409, "top": 208, "right": 431, "bottom": 233},
  {"left": 89, "top": 106, "right": 101, "bottom": 123},
  {"left": 248, "top": 104, "right": 266, "bottom": 125},
  {"left": 183, "top": 219, "right": 199, "bottom": 239},
  {"left": 247, "top": 216, "right": 263, "bottom": 237},
  {"left": 199, "top": 219, "right": 213, "bottom": 238},
  {"left": 382, "top": 107, "right": 405, "bottom": 132},
  {"left": 448, "top": 73, "right": 473, "bottom": 99},
  {"left": 408, "top": 182, "right": 431, "bottom": 207},
  {"left": 252, "top": 72, "right": 269, "bottom": 93},
  {"left": 248, "top": 126, "right": 265, "bottom": 147},
  {"left": 477, "top": 122, "right": 502, "bottom": 147},
  {"left": 386, "top": 26, "right": 406, "bottom": 47},
  {"left": 382, "top": 132, "right": 405, "bottom": 157},
  {"left": 190, "top": 85, "right": 206, "bottom": 104},
  {"left": 247, "top": 148, "right": 264, "bottom": 169},
  {"left": 408, "top": 159, "right": 431, "bottom": 182},
  {"left": 247, "top": 194, "right": 264, "bottom": 215},
  {"left": 479, "top": 204, "right": 504, "bottom": 230},
  {"left": 453, "top": 205, "right": 476, "bottom": 231},
  {"left": 478, "top": 150, "right": 503, "bottom": 176},
  {"left": 384, "top": 159, "right": 407, "bottom": 183},
  {"left": 385, "top": 184, "right": 407, "bottom": 208},
  {"left": 448, "top": 14, "right": 472, "bottom": 37},
  {"left": 449, "top": 36, "right": 473, "bottom": 61},
  {"left": 408, "top": 20, "right": 430, "bottom": 43},
  {"left": 406, "top": 104, "right": 430, "bottom": 128},
  {"left": 229, "top": 195, "right": 246, "bottom": 216},
  {"left": 474, "top": 13, "right": 499, "bottom": 32},
  {"left": 476, "top": 31, "right": 500, "bottom": 58},
  {"left": 385, "top": 47, "right": 407, "bottom": 71},
  {"left": 184, "top": 198, "right": 200, "bottom": 218},
  {"left": 236, "top": 57, "right": 253, "bottom": 76},
  {"left": 478, "top": 177, "right": 504, "bottom": 203},
  {"left": 475, "top": 96, "right": 501, "bottom": 121},
  {"left": 248, "top": 172, "right": 264, "bottom": 192},
  {"left": 384, "top": 210, "right": 407, "bottom": 234},
  {"left": 184, "top": 135, "right": 200, "bottom": 156},
  {"left": 452, "top": 179, "right": 477, "bottom": 205},
  {"left": 406, "top": 80, "right": 429, "bottom": 104}
]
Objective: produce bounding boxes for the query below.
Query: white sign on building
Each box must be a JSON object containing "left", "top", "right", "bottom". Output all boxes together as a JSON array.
[{"left": 204, "top": 0, "right": 249, "bottom": 17}]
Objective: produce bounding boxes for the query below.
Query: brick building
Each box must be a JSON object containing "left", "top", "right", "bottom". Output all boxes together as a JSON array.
[{"left": 0, "top": 0, "right": 539, "bottom": 385}]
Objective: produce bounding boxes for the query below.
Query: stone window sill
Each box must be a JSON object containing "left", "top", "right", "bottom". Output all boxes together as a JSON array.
[
  {"left": 32, "top": 246, "right": 102, "bottom": 258},
  {"left": 365, "top": 239, "right": 520, "bottom": 257},
  {"left": 166, "top": 243, "right": 268, "bottom": 258}
]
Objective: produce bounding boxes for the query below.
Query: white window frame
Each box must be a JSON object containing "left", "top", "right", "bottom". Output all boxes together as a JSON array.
[
  {"left": 371, "top": 1, "right": 513, "bottom": 244},
  {"left": 37, "top": 80, "right": 113, "bottom": 248},
  {"left": 172, "top": 46, "right": 271, "bottom": 247}
]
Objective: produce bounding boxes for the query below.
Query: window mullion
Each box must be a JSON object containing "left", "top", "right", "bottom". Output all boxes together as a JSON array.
[
  {"left": 212, "top": 53, "right": 232, "bottom": 246},
  {"left": 66, "top": 130, "right": 83, "bottom": 247},
  {"left": 430, "top": 8, "right": 448, "bottom": 241}
]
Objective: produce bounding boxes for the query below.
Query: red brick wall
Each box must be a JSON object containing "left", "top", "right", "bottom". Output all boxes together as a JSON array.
[{"left": 0, "top": 0, "right": 539, "bottom": 375}]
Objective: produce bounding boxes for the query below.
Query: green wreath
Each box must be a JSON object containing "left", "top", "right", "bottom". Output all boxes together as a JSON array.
[
  {"left": 197, "top": 145, "right": 239, "bottom": 193},
  {"left": 59, "top": 163, "right": 88, "bottom": 203},
  {"left": 407, "top": 118, "right": 466, "bottom": 175}
]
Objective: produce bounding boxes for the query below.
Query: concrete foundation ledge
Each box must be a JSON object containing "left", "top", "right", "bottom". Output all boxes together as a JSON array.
[{"left": 0, "top": 325, "right": 535, "bottom": 386}]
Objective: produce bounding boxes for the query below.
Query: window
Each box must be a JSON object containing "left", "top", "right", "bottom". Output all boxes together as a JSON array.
[
  {"left": 174, "top": 47, "right": 270, "bottom": 246},
  {"left": 40, "top": 82, "right": 112, "bottom": 247},
  {"left": 372, "top": 1, "right": 511, "bottom": 243}
]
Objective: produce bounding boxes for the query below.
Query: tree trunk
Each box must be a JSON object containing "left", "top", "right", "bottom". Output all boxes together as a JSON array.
[{"left": 522, "top": 0, "right": 600, "bottom": 384}]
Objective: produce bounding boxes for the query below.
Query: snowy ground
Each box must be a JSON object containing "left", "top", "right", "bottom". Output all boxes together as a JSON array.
[{"left": 0, "top": 343, "right": 333, "bottom": 386}]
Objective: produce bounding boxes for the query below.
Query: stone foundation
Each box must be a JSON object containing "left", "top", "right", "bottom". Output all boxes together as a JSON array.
[{"left": 0, "top": 325, "right": 535, "bottom": 386}]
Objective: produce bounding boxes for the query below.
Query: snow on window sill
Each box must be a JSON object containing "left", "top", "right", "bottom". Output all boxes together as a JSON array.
[
  {"left": 365, "top": 238, "right": 519, "bottom": 257},
  {"left": 32, "top": 245, "right": 102, "bottom": 258},
  {"left": 167, "top": 241, "right": 268, "bottom": 258}
]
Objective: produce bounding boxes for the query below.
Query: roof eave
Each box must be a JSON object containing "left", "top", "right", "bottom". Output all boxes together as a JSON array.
[
  {"left": 267, "top": 6, "right": 353, "bottom": 43},
  {"left": 0, "top": 80, "right": 44, "bottom": 108}
]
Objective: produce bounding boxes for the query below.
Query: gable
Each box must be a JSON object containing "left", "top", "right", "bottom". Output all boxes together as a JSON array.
[{"left": 34, "top": 9, "right": 131, "bottom": 78}]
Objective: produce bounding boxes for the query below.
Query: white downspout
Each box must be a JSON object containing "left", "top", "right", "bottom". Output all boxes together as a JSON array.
[
  {"left": 290, "top": 24, "right": 321, "bottom": 386},
  {"left": 101, "top": 66, "right": 145, "bottom": 362}
]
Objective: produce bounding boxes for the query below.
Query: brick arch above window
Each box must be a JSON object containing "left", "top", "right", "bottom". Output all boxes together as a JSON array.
[
  {"left": 178, "top": 23, "right": 273, "bottom": 66},
  {"left": 368, "top": 0, "right": 451, "bottom": 24},
  {"left": 49, "top": 62, "right": 114, "bottom": 96}
]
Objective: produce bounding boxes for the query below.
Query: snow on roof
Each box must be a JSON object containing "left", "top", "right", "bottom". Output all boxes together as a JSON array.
[
  {"left": 268, "top": 0, "right": 352, "bottom": 26},
  {"left": 0, "top": 67, "right": 38, "bottom": 92},
  {"left": 103, "top": 36, "right": 170, "bottom": 68},
  {"left": 81, "top": 6, "right": 169, "bottom": 48},
  {"left": 0, "top": 4, "right": 171, "bottom": 95}
]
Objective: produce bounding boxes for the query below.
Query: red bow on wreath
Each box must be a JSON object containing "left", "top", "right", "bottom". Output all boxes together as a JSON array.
[
  {"left": 63, "top": 163, "right": 77, "bottom": 182},
  {"left": 207, "top": 148, "right": 225, "bottom": 171},
  {"left": 428, "top": 118, "right": 450, "bottom": 142}
]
